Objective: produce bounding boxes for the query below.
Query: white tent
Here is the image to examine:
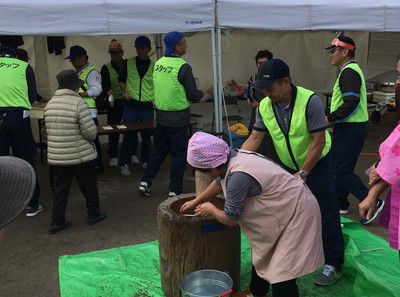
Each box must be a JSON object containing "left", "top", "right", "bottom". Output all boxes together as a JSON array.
[
  {"left": 212, "top": 0, "right": 400, "bottom": 132},
  {"left": 1, "top": 0, "right": 400, "bottom": 132},
  {"left": 218, "top": 0, "right": 400, "bottom": 32},
  {"left": 0, "top": 0, "right": 215, "bottom": 35}
]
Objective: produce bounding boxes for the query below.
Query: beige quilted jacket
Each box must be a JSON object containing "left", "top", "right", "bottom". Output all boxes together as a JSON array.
[{"left": 44, "top": 89, "right": 98, "bottom": 166}]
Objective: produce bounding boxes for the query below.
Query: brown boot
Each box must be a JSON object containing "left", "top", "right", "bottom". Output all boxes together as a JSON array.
[{"left": 232, "top": 288, "right": 270, "bottom": 297}]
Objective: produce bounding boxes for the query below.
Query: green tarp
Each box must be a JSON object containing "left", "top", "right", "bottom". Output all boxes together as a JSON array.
[{"left": 59, "top": 218, "right": 400, "bottom": 297}]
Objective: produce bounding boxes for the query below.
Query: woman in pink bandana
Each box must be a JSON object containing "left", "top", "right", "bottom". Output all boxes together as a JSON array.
[
  {"left": 181, "top": 132, "right": 324, "bottom": 297},
  {"left": 359, "top": 123, "right": 400, "bottom": 253}
]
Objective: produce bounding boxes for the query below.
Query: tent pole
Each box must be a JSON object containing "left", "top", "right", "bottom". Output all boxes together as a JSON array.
[
  {"left": 211, "top": 28, "right": 220, "bottom": 135},
  {"left": 216, "top": 27, "right": 223, "bottom": 135}
]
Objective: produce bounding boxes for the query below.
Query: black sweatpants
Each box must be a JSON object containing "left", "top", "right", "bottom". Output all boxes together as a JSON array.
[
  {"left": 51, "top": 160, "right": 100, "bottom": 225},
  {"left": 250, "top": 266, "right": 299, "bottom": 297}
]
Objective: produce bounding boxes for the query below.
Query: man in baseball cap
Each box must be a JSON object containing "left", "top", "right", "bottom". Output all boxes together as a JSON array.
[
  {"left": 0, "top": 156, "right": 36, "bottom": 239},
  {"left": 240, "top": 58, "right": 345, "bottom": 291},
  {"left": 163, "top": 31, "right": 184, "bottom": 56},
  {"left": 138, "top": 31, "right": 204, "bottom": 197},
  {"left": 101, "top": 39, "right": 125, "bottom": 169},
  {"left": 324, "top": 36, "right": 374, "bottom": 226}
]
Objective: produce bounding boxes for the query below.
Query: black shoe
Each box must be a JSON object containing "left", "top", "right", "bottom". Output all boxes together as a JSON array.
[
  {"left": 48, "top": 221, "right": 73, "bottom": 235},
  {"left": 87, "top": 213, "right": 106, "bottom": 225}
]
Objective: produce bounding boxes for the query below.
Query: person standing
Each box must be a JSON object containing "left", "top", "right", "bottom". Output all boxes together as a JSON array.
[
  {"left": 241, "top": 59, "right": 344, "bottom": 293},
  {"left": 66, "top": 45, "right": 104, "bottom": 174},
  {"left": 100, "top": 39, "right": 126, "bottom": 168},
  {"left": 118, "top": 36, "right": 155, "bottom": 176},
  {"left": 45, "top": 70, "right": 106, "bottom": 234},
  {"left": 181, "top": 132, "right": 324, "bottom": 297},
  {"left": 324, "top": 36, "right": 384, "bottom": 224},
  {"left": 0, "top": 45, "right": 44, "bottom": 217},
  {"left": 138, "top": 31, "right": 203, "bottom": 197},
  {"left": 246, "top": 50, "right": 279, "bottom": 162}
]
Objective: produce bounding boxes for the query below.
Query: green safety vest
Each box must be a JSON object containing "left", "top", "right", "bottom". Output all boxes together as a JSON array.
[
  {"left": 330, "top": 62, "right": 368, "bottom": 123},
  {"left": 79, "top": 66, "right": 98, "bottom": 108},
  {"left": 0, "top": 57, "right": 31, "bottom": 109},
  {"left": 126, "top": 57, "right": 155, "bottom": 102},
  {"left": 153, "top": 57, "right": 189, "bottom": 111},
  {"left": 259, "top": 86, "right": 331, "bottom": 170},
  {"left": 105, "top": 62, "right": 124, "bottom": 99}
]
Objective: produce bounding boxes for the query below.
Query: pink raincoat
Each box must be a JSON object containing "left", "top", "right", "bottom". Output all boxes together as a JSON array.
[{"left": 377, "top": 123, "right": 400, "bottom": 250}]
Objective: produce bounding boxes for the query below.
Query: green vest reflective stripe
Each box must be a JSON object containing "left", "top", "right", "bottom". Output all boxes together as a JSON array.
[
  {"left": 126, "top": 57, "right": 155, "bottom": 102},
  {"left": 0, "top": 57, "right": 31, "bottom": 109},
  {"left": 153, "top": 57, "right": 189, "bottom": 111},
  {"left": 79, "top": 66, "right": 97, "bottom": 108},
  {"left": 106, "top": 62, "right": 124, "bottom": 99},
  {"left": 330, "top": 62, "right": 368, "bottom": 123},
  {"left": 259, "top": 86, "right": 331, "bottom": 170}
]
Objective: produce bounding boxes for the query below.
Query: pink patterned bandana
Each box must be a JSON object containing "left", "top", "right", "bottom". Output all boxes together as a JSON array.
[{"left": 187, "top": 132, "right": 230, "bottom": 169}]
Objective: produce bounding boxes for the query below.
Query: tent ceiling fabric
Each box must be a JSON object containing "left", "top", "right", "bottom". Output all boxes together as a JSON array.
[
  {"left": 2, "top": 0, "right": 400, "bottom": 35},
  {"left": 218, "top": 0, "right": 400, "bottom": 32},
  {"left": 0, "top": 0, "right": 215, "bottom": 35}
]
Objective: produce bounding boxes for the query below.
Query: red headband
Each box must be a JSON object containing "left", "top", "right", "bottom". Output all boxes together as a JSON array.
[{"left": 331, "top": 38, "right": 355, "bottom": 51}]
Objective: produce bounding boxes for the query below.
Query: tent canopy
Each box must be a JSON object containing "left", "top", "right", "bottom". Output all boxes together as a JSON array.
[
  {"left": 218, "top": 0, "right": 400, "bottom": 32},
  {"left": 0, "top": 0, "right": 215, "bottom": 35}
]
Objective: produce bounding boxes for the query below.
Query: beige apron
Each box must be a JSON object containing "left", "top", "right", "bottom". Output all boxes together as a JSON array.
[{"left": 220, "top": 150, "right": 324, "bottom": 284}]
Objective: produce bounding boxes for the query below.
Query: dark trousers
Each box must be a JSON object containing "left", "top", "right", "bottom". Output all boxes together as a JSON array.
[
  {"left": 107, "top": 99, "right": 124, "bottom": 159},
  {"left": 119, "top": 106, "right": 153, "bottom": 166},
  {"left": 51, "top": 160, "right": 100, "bottom": 225},
  {"left": 304, "top": 153, "right": 345, "bottom": 268},
  {"left": 250, "top": 266, "right": 298, "bottom": 297},
  {"left": 93, "top": 117, "right": 104, "bottom": 169},
  {"left": 331, "top": 122, "right": 369, "bottom": 209},
  {"left": 141, "top": 123, "right": 189, "bottom": 194},
  {"left": 0, "top": 110, "right": 40, "bottom": 208}
]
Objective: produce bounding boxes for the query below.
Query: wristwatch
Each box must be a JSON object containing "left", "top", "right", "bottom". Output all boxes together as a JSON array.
[{"left": 298, "top": 169, "right": 309, "bottom": 179}]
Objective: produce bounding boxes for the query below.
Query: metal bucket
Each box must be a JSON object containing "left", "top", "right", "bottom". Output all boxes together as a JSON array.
[{"left": 180, "top": 269, "right": 233, "bottom": 297}]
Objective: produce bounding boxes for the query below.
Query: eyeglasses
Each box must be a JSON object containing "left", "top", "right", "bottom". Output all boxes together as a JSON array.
[{"left": 396, "top": 72, "right": 400, "bottom": 80}]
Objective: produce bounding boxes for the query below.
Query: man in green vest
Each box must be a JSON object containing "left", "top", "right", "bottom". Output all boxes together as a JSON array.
[
  {"left": 118, "top": 36, "right": 155, "bottom": 177},
  {"left": 238, "top": 59, "right": 344, "bottom": 295},
  {"left": 324, "top": 36, "right": 384, "bottom": 225},
  {"left": 100, "top": 39, "right": 126, "bottom": 168},
  {"left": 66, "top": 45, "right": 104, "bottom": 174},
  {"left": 138, "top": 31, "right": 204, "bottom": 197},
  {"left": 0, "top": 46, "right": 44, "bottom": 217}
]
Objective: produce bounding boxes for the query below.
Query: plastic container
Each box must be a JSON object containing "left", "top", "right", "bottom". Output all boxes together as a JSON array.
[{"left": 373, "top": 91, "right": 395, "bottom": 103}]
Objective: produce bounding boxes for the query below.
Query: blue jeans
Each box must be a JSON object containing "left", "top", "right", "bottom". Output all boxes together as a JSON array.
[
  {"left": 0, "top": 110, "right": 40, "bottom": 208},
  {"left": 141, "top": 123, "right": 189, "bottom": 194},
  {"left": 331, "top": 122, "right": 369, "bottom": 209},
  {"left": 107, "top": 99, "right": 124, "bottom": 159},
  {"left": 119, "top": 106, "right": 153, "bottom": 166}
]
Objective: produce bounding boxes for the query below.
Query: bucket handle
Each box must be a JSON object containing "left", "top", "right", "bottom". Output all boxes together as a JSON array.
[{"left": 220, "top": 289, "right": 233, "bottom": 297}]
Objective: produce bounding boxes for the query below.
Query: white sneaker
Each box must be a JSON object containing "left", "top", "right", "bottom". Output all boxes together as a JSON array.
[
  {"left": 138, "top": 181, "right": 150, "bottom": 196},
  {"left": 109, "top": 157, "right": 118, "bottom": 167},
  {"left": 26, "top": 204, "right": 45, "bottom": 217},
  {"left": 168, "top": 192, "right": 177, "bottom": 198},
  {"left": 131, "top": 155, "right": 140, "bottom": 165},
  {"left": 121, "top": 164, "right": 131, "bottom": 176}
]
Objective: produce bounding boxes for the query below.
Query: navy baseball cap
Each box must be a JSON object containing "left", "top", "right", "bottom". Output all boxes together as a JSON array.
[
  {"left": 324, "top": 36, "right": 356, "bottom": 52},
  {"left": 65, "top": 45, "right": 87, "bottom": 60},
  {"left": 253, "top": 59, "right": 290, "bottom": 90},
  {"left": 134, "top": 36, "right": 151, "bottom": 48},
  {"left": 164, "top": 31, "right": 184, "bottom": 56}
]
